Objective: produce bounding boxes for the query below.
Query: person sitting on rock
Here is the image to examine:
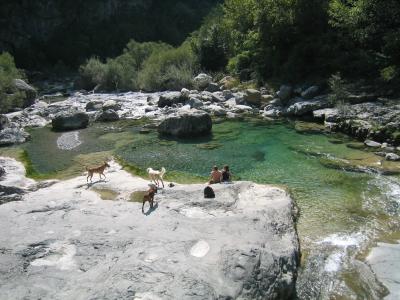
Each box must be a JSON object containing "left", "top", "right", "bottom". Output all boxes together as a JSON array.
[
  {"left": 208, "top": 166, "right": 222, "bottom": 184},
  {"left": 221, "top": 165, "right": 232, "bottom": 183}
]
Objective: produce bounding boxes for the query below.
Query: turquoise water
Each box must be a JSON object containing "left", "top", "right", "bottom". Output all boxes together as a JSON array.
[
  {"left": 13, "top": 118, "right": 400, "bottom": 296},
  {"left": 19, "top": 119, "right": 400, "bottom": 241}
]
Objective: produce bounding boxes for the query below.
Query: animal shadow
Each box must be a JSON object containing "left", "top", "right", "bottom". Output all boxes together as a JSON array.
[
  {"left": 142, "top": 202, "right": 158, "bottom": 216},
  {"left": 75, "top": 179, "right": 107, "bottom": 189}
]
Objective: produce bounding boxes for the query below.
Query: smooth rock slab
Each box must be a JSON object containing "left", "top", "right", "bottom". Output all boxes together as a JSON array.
[
  {"left": 0, "top": 159, "right": 299, "bottom": 300},
  {"left": 367, "top": 241, "right": 400, "bottom": 300}
]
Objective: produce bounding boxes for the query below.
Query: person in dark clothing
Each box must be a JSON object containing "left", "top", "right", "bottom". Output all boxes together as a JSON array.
[{"left": 221, "top": 165, "right": 231, "bottom": 182}]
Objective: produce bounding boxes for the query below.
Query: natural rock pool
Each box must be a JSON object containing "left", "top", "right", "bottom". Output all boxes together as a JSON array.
[{"left": 2, "top": 118, "right": 400, "bottom": 298}]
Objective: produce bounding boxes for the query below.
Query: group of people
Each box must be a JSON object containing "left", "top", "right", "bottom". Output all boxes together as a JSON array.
[{"left": 208, "top": 165, "right": 231, "bottom": 184}]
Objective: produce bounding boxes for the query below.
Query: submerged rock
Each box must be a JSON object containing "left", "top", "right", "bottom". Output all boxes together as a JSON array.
[
  {"left": 158, "top": 110, "right": 212, "bottom": 137},
  {"left": 294, "top": 121, "right": 327, "bottom": 134},
  {"left": 0, "top": 159, "right": 300, "bottom": 300},
  {"left": 51, "top": 110, "right": 89, "bottom": 131},
  {"left": 56, "top": 131, "right": 82, "bottom": 150}
]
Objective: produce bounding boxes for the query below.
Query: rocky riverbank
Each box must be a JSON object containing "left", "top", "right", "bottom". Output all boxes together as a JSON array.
[
  {"left": 0, "top": 157, "right": 300, "bottom": 300},
  {"left": 1, "top": 74, "right": 400, "bottom": 158}
]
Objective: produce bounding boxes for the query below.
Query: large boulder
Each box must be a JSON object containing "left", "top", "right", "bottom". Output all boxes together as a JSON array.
[
  {"left": 219, "top": 76, "right": 238, "bottom": 90},
  {"left": 285, "top": 96, "right": 330, "bottom": 116},
  {"left": 205, "top": 105, "right": 227, "bottom": 117},
  {"left": 193, "top": 73, "right": 212, "bottom": 90},
  {"left": 158, "top": 110, "right": 212, "bottom": 137},
  {"left": 0, "top": 159, "right": 300, "bottom": 300},
  {"left": 51, "top": 110, "right": 89, "bottom": 131},
  {"left": 0, "top": 115, "right": 9, "bottom": 130},
  {"left": 96, "top": 109, "right": 119, "bottom": 122},
  {"left": 180, "top": 88, "right": 190, "bottom": 100},
  {"left": 244, "top": 89, "right": 261, "bottom": 106},
  {"left": 205, "top": 82, "right": 220, "bottom": 93},
  {"left": 186, "top": 97, "right": 203, "bottom": 109},
  {"left": 158, "top": 92, "right": 184, "bottom": 108},
  {"left": 0, "top": 123, "right": 30, "bottom": 146},
  {"left": 85, "top": 100, "right": 103, "bottom": 112},
  {"left": 313, "top": 108, "right": 340, "bottom": 122},
  {"left": 102, "top": 100, "right": 121, "bottom": 111},
  {"left": 13, "top": 79, "right": 37, "bottom": 108},
  {"left": 301, "top": 86, "right": 319, "bottom": 99},
  {"left": 277, "top": 85, "right": 293, "bottom": 103}
]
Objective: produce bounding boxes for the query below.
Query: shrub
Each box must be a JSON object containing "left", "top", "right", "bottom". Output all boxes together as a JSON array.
[
  {"left": 381, "top": 66, "right": 397, "bottom": 82},
  {"left": 328, "top": 72, "right": 350, "bottom": 113},
  {"left": 0, "top": 52, "right": 26, "bottom": 113},
  {"left": 78, "top": 40, "right": 173, "bottom": 91},
  {"left": 78, "top": 57, "right": 107, "bottom": 90},
  {"left": 138, "top": 43, "right": 198, "bottom": 91}
]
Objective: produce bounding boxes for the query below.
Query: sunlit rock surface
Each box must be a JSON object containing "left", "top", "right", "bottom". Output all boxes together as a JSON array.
[{"left": 0, "top": 158, "right": 299, "bottom": 300}]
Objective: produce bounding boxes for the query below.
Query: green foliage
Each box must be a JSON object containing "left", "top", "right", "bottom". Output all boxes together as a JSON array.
[
  {"left": 79, "top": 40, "right": 197, "bottom": 92},
  {"left": 328, "top": 0, "right": 400, "bottom": 78},
  {"left": 2, "top": 0, "right": 222, "bottom": 69},
  {"left": 380, "top": 66, "right": 397, "bottom": 83},
  {"left": 190, "top": 6, "right": 230, "bottom": 72},
  {"left": 189, "top": 0, "right": 400, "bottom": 84},
  {"left": 0, "top": 52, "right": 25, "bottom": 113},
  {"left": 328, "top": 72, "right": 349, "bottom": 108},
  {"left": 78, "top": 57, "right": 107, "bottom": 90},
  {"left": 138, "top": 43, "right": 197, "bottom": 91}
]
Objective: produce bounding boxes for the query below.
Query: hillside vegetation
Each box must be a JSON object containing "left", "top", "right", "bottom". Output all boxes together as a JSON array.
[
  {"left": 78, "top": 0, "right": 400, "bottom": 91},
  {"left": 0, "top": 0, "right": 221, "bottom": 69}
]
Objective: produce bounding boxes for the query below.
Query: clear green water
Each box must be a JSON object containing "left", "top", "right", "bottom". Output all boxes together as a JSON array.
[
  {"left": 18, "top": 119, "right": 400, "bottom": 242},
  {"left": 7, "top": 118, "right": 400, "bottom": 297}
]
